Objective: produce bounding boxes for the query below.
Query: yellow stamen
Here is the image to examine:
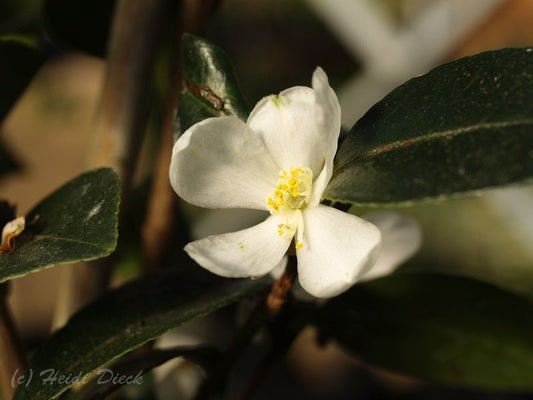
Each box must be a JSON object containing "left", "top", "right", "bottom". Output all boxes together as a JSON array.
[{"left": 266, "top": 167, "right": 312, "bottom": 247}]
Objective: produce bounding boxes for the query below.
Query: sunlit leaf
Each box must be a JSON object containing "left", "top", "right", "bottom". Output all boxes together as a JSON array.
[
  {"left": 177, "top": 33, "right": 249, "bottom": 135},
  {"left": 328, "top": 48, "right": 533, "bottom": 205},
  {"left": 0, "top": 168, "right": 120, "bottom": 282}
]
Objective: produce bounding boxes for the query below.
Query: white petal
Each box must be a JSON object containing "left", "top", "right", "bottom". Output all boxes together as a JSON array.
[
  {"left": 297, "top": 205, "right": 381, "bottom": 298},
  {"left": 247, "top": 68, "right": 341, "bottom": 178},
  {"left": 169, "top": 116, "right": 278, "bottom": 210},
  {"left": 269, "top": 255, "right": 288, "bottom": 280},
  {"left": 360, "top": 211, "right": 422, "bottom": 281},
  {"left": 309, "top": 163, "right": 329, "bottom": 207},
  {"left": 185, "top": 215, "right": 291, "bottom": 278}
]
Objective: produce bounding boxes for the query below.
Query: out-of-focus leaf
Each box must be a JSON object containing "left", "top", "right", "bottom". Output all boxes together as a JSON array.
[
  {"left": 0, "top": 0, "right": 42, "bottom": 34},
  {"left": 0, "top": 35, "right": 47, "bottom": 122},
  {"left": 318, "top": 273, "right": 533, "bottom": 390},
  {"left": 0, "top": 168, "right": 120, "bottom": 282},
  {"left": 43, "top": 0, "right": 116, "bottom": 57},
  {"left": 13, "top": 269, "right": 270, "bottom": 400},
  {"left": 327, "top": 48, "right": 533, "bottom": 205},
  {"left": 177, "top": 33, "right": 249, "bottom": 135}
]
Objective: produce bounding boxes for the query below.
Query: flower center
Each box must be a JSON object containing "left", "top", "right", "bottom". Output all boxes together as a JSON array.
[{"left": 266, "top": 167, "right": 313, "bottom": 249}]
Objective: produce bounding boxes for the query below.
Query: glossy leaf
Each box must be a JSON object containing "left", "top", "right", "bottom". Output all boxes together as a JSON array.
[
  {"left": 0, "top": 168, "right": 120, "bottom": 283},
  {"left": 327, "top": 48, "right": 533, "bottom": 205},
  {"left": 317, "top": 273, "right": 533, "bottom": 390},
  {"left": 177, "top": 33, "right": 249, "bottom": 135},
  {"left": 0, "top": 35, "right": 47, "bottom": 122},
  {"left": 13, "top": 269, "right": 270, "bottom": 400},
  {"left": 43, "top": 0, "right": 116, "bottom": 57}
]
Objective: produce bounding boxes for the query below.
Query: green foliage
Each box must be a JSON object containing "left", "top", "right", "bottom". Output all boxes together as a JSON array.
[
  {"left": 43, "top": 0, "right": 116, "bottom": 57},
  {"left": 327, "top": 48, "right": 533, "bottom": 205},
  {"left": 177, "top": 33, "right": 250, "bottom": 135},
  {"left": 13, "top": 268, "right": 270, "bottom": 400},
  {"left": 0, "top": 168, "right": 120, "bottom": 283},
  {"left": 0, "top": 35, "right": 47, "bottom": 123},
  {"left": 317, "top": 273, "right": 533, "bottom": 390}
]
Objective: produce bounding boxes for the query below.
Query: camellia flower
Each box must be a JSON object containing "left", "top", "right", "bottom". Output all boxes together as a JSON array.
[{"left": 170, "top": 68, "right": 383, "bottom": 298}]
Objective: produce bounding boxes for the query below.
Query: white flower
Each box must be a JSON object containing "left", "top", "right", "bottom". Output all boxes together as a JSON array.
[{"left": 169, "top": 68, "right": 382, "bottom": 298}]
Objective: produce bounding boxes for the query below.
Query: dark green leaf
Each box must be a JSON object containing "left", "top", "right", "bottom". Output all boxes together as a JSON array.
[
  {"left": 43, "top": 0, "right": 116, "bottom": 57},
  {"left": 0, "top": 168, "right": 120, "bottom": 283},
  {"left": 0, "top": 35, "right": 47, "bottom": 122},
  {"left": 61, "top": 346, "right": 219, "bottom": 400},
  {"left": 317, "top": 273, "right": 533, "bottom": 390},
  {"left": 13, "top": 269, "right": 270, "bottom": 400},
  {"left": 177, "top": 33, "right": 249, "bottom": 135},
  {"left": 327, "top": 48, "right": 533, "bottom": 205}
]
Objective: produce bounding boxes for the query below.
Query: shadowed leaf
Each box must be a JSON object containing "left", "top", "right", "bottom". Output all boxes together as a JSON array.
[
  {"left": 13, "top": 268, "right": 270, "bottom": 400},
  {"left": 318, "top": 273, "right": 533, "bottom": 390}
]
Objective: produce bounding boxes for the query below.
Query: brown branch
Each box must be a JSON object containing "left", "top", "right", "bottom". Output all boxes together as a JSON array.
[
  {"left": 88, "top": 0, "right": 168, "bottom": 189},
  {"left": 141, "top": 0, "right": 219, "bottom": 271}
]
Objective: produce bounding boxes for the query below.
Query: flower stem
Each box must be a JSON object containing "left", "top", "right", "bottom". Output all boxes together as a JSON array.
[
  {"left": 266, "top": 255, "right": 297, "bottom": 318},
  {"left": 195, "top": 256, "right": 299, "bottom": 399}
]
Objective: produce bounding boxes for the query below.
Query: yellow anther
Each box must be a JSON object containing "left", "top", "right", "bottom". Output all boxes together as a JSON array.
[
  {"left": 267, "top": 167, "right": 313, "bottom": 216},
  {"left": 267, "top": 167, "right": 313, "bottom": 242}
]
